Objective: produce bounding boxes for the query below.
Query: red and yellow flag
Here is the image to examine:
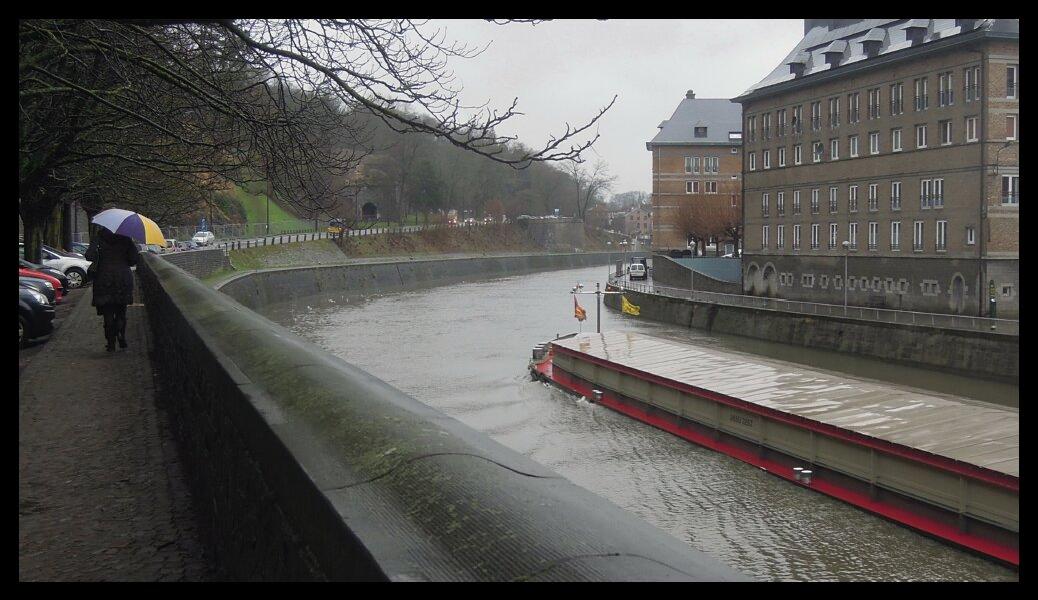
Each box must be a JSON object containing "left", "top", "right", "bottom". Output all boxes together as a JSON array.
[{"left": 574, "top": 296, "right": 587, "bottom": 322}]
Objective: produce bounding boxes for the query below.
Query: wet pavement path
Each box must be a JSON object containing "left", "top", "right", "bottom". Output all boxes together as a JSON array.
[{"left": 19, "top": 283, "right": 212, "bottom": 581}]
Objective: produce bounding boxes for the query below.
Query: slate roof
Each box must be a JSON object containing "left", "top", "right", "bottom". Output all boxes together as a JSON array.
[
  {"left": 646, "top": 97, "right": 743, "bottom": 149},
  {"left": 735, "top": 19, "right": 1020, "bottom": 103}
]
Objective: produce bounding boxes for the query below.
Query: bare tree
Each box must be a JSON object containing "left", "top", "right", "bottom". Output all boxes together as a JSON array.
[
  {"left": 565, "top": 159, "right": 616, "bottom": 220},
  {"left": 19, "top": 19, "right": 616, "bottom": 261}
]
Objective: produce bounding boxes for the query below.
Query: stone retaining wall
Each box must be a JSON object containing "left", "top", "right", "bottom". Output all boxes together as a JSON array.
[
  {"left": 604, "top": 288, "right": 1018, "bottom": 382},
  {"left": 161, "top": 248, "right": 231, "bottom": 279}
]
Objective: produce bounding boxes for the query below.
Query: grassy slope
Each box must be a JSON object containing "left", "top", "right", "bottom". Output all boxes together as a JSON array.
[{"left": 228, "top": 185, "right": 300, "bottom": 232}]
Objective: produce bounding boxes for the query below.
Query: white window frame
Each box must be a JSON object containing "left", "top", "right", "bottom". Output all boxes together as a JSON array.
[
  {"left": 777, "top": 224, "right": 785, "bottom": 248},
  {"left": 813, "top": 141, "right": 824, "bottom": 163},
  {"left": 933, "top": 178, "right": 944, "bottom": 208},
  {"left": 763, "top": 149, "right": 771, "bottom": 169},
  {"left": 940, "top": 120, "right": 953, "bottom": 145},
  {"left": 936, "top": 220, "right": 947, "bottom": 251},
  {"left": 1007, "top": 65, "right": 1018, "bottom": 99},
  {"left": 705, "top": 181, "right": 718, "bottom": 194},
  {"left": 778, "top": 147, "right": 786, "bottom": 167},
  {"left": 869, "top": 131, "right": 880, "bottom": 154},
  {"left": 848, "top": 185, "right": 858, "bottom": 212},
  {"left": 762, "top": 225, "right": 769, "bottom": 249},
  {"left": 849, "top": 222, "right": 858, "bottom": 249},
  {"left": 868, "top": 183, "right": 878, "bottom": 211},
  {"left": 829, "top": 186, "right": 838, "bottom": 213},
  {"left": 811, "top": 223, "right": 819, "bottom": 249},
  {"left": 686, "top": 180, "right": 698, "bottom": 194},
  {"left": 749, "top": 152, "right": 756, "bottom": 171},
  {"left": 868, "top": 221, "right": 878, "bottom": 250},
  {"left": 891, "top": 128, "right": 902, "bottom": 152},
  {"left": 849, "top": 135, "right": 859, "bottom": 157},
  {"left": 966, "top": 226, "right": 975, "bottom": 246},
  {"left": 811, "top": 188, "right": 819, "bottom": 214},
  {"left": 916, "top": 124, "right": 927, "bottom": 148},
  {"left": 830, "top": 138, "right": 839, "bottom": 160},
  {"left": 829, "top": 222, "right": 838, "bottom": 249},
  {"left": 794, "top": 144, "right": 802, "bottom": 165},
  {"left": 684, "top": 156, "right": 693, "bottom": 173},
  {"left": 920, "top": 179, "right": 933, "bottom": 209},
  {"left": 966, "top": 116, "right": 978, "bottom": 142},
  {"left": 793, "top": 190, "right": 801, "bottom": 215},
  {"left": 1007, "top": 115, "right": 1017, "bottom": 141},
  {"left": 1002, "top": 175, "right": 1019, "bottom": 205},
  {"left": 777, "top": 191, "right": 785, "bottom": 215},
  {"left": 913, "top": 220, "right": 924, "bottom": 251},
  {"left": 762, "top": 192, "right": 770, "bottom": 217},
  {"left": 891, "top": 221, "right": 901, "bottom": 250},
  {"left": 891, "top": 181, "right": 902, "bottom": 211},
  {"left": 793, "top": 224, "right": 801, "bottom": 249}
]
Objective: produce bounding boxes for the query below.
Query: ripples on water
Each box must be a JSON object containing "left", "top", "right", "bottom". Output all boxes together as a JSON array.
[{"left": 256, "top": 266, "right": 1018, "bottom": 581}]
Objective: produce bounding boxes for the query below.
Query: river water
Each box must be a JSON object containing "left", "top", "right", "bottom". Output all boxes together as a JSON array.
[{"left": 255, "top": 265, "right": 1018, "bottom": 581}]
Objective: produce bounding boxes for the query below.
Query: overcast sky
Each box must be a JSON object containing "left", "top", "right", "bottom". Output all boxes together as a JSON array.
[{"left": 432, "top": 19, "right": 805, "bottom": 196}]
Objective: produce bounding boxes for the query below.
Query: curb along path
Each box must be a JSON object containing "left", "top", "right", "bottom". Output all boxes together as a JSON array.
[{"left": 19, "top": 281, "right": 211, "bottom": 581}]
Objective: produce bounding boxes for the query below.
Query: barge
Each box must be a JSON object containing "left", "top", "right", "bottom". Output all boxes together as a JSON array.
[{"left": 530, "top": 331, "right": 1018, "bottom": 566}]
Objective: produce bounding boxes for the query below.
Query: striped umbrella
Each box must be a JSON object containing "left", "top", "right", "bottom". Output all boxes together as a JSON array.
[{"left": 91, "top": 208, "right": 165, "bottom": 245}]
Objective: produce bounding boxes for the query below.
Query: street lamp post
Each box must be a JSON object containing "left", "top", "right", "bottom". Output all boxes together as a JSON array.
[
  {"left": 842, "top": 240, "right": 850, "bottom": 314},
  {"left": 572, "top": 281, "right": 621, "bottom": 334}
]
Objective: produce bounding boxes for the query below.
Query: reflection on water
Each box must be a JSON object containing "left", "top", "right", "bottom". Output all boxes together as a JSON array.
[{"left": 254, "top": 265, "right": 1018, "bottom": 581}]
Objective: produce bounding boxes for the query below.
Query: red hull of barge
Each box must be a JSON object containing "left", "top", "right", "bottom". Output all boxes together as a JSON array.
[{"left": 531, "top": 350, "right": 1019, "bottom": 567}]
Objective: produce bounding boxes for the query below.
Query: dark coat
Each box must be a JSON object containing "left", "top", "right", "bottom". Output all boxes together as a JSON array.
[{"left": 86, "top": 230, "right": 139, "bottom": 308}]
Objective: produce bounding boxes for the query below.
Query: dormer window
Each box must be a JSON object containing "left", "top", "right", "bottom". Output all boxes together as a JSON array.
[
  {"left": 694, "top": 126, "right": 708, "bottom": 138},
  {"left": 903, "top": 19, "right": 929, "bottom": 45},
  {"left": 821, "top": 40, "right": 847, "bottom": 68},
  {"left": 861, "top": 40, "right": 882, "bottom": 57}
]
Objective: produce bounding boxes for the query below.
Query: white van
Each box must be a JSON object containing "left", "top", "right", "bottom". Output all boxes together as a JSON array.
[{"left": 629, "top": 263, "right": 647, "bottom": 281}]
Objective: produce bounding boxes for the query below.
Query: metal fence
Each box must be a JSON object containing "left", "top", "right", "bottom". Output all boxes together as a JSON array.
[
  {"left": 608, "top": 275, "right": 1019, "bottom": 336},
  {"left": 209, "top": 220, "right": 500, "bottom": 251}
]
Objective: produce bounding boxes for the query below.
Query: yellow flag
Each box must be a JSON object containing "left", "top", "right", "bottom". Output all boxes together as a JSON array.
[{"left": 621, "top": 295, "right": 641, "bottom": 316}]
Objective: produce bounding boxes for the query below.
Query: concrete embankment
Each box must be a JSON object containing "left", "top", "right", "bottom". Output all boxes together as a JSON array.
[
  {"left": 217, "top": 252, "right": 618, "bottom": 310},
  {"left": 604, "top": 288, "right": 1018, "bottom": 382},
  {"left": 136, "top": 253, "right": 746, "bottom": 581}
]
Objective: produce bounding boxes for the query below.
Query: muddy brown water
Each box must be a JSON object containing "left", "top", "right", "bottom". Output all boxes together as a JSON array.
[{"left": 254, "top": 265, "right": 1018, "bottom": 581}]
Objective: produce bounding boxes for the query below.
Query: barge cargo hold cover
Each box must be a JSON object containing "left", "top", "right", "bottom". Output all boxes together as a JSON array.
[{"left": 534, "top": 331, "right": 1018, "bottom": 566}]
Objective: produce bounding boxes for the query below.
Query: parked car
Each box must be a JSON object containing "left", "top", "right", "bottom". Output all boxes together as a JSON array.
[
  {"left": 44, "top": 243, "right": 87, "bottom": 260},
  {"left": 20, "top": 277, "right": 57, "bottom": 305},
  {"left": 327, "top": 219, "right": 346, "bottom": 235},
  {"left": 136, "top": 243, "right": 162, "bottom": 254},
  {"left": 70, "top": 241, "right": 90, "bottom": 255},
  {"left": 192, "top": 231, "right": 216, "bottom": 246},
  {"left": 629, "top": 263, "right": 648, "bottom": 281},
  {"left": 164, "top": 238, "right": 179, "bottom": 252},
  {"left": 20, "top": 285, "right": 55, "bottom": 348},
  {"left": 19, "top": 259, "right": 70, "bottom": 291},
  {"left": 20, "top": 243, "right": 92, "bottom": 289},
  {"left": 19, "top": 267, "right": 63, "bottom": 303}
]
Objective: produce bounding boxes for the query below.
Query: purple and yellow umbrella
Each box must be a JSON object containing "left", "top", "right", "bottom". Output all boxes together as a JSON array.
[{"left": 91, "top": 208, "right": 166, "bottom": 244}]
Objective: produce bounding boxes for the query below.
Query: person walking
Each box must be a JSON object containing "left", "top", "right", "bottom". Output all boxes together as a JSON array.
[{"left": 85, "top": 229, "right": 139, "bottom": 352}]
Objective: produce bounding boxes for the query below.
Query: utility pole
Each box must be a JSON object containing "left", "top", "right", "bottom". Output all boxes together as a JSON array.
[{"left": 842, "top": 240, "right": 850, "bottom": 314}]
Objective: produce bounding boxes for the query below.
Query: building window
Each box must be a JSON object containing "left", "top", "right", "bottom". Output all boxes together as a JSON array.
[
  {"left": 848, "top": 92, "right": 860, "bottom": 123},
  {"left": 731, "top": 147, "right": 738, "bottom": 154},
  {"left": 792, "top": 105, "right": 803, "bottom": 135},
  {"left": 940, "top": 120, "right": 952, "bottom": 145},
  {"left": 763, "top": 113, "right": 771, "bottom": 139},
  {"left": 810, "top": 188, "right": 819, "bottom": 214},
  {"left": 829, "top": 97, "right": 840, "bottom": 128},
  {"left": 1007, "top": 115, "right": 1017, "bottom": 141},
  {"left": 763, "top": 150, "right": 771, "bottom": 169},
  {"left": 1002, "top": 175, "right": 1019, "bottom": 204},
  {"left": 793, "top": 190, "right": 801, "bottom": 215},
  {"left": 966, "top": 116, "right": 978, "bottom": 142},
  {"left": 891, "top": 221, "right": 901, "bottom": 250},
  {"left": 933, "top": 178, "right": 944, "bottom": 208},
  {"left": 813, "top": 141, "right": 824, "bottom": 162},
  {"left": 684, "top": 156, "right": 693, "bottom": 173},
  {"left": 778, "top": 146, "right": 786, "bottom": 167},
  {"left": 1002, "top": 284, "right": 1015, "bottom": 298},
  {"left": 849, "top": 222, "right": 858, "bottom": 249},
  {"left": 706, "top": 156, "right": 719, "bottom": 173},
  {"left": 890, "top": 82, "right": 904, "bottom": 115},
  {"left": 762, "top": 192, "right": 770, "bottom": 217},
  {"left": 828, "top": 222, "right": 838, "bottom": 249},
  {"left": 749, "top": 152, "right": 756, "bottom": 171},
  {"left": 731, "top": 193, "right": 738, "bottom": 207},
  {"left": 964, "top": 66, "right": 981, "bottom": 102},
  {"left": 891, "top": 128, "right": 902, "bottom": 152},
  {"left": 830, "top": 138, "right": 839, "bottom": 160},
  {"left": 868, "top": 183, "right": 878, "bottom": 211},
  {"left": 920, "top": 179, "right": 933, "bottom": 209},
  {"left": 829, "top": 186, "right": 838, "bottom": 213},
  {"left": 936, "top": 220, "right": 947, "bottom": 251},
  {"left": 891, "top": 181, "right": 902, "bottom": 211},
  {"left": 868, "top": 222, "right": 878, "bottom": 251},
  {"left": 802, "top": 274, "right": 815, "bottom": 288},
  {"left": 777, "top": 224, "right": 785, "bottom": 248},
  {"left": 868, "top": 87, "right": 881, "bottom": 119},
  {"left": 966, "top": 225, "right": 975, "bottom": 245},
  {"left": 869, "top": 131, "right": 880, "bottom": 155},
  {"left": 849, "top": 134, "right": 859, "bottom": 157},
  {"left": 938, "top": 71, "right": 954, "bottom": 106},
  {"left": 811, "top": 101, "right": 822, "bottom": 130},
  {"left": 762, "top": 225, "right": 769, "bottom": 249},
  {"left": 914, "top": 77, "right": 928, "bottom": 111},
  {"left": 913, "top": 220, "right": 924, "bottom": 251},
  {"left": 777, "top": 109, "right": 787, "bottom": 136},
  {"left": 694, "top": 126, "right": 708, "bottom": 138},
  {"left": 686, "top": 181, "right": 699, "bottom": 194},
  {"left": 793, "top": 224, "right": 801, "bottom": 249},
  {"left": 916, "top": 124, "right": 927, "bottom": 149},
  {"left": 705, "top": 181, "right": 718, "bottom": 194},
  {"left": 794, "top": 144, "right": 802, "bottom": 165},
  {"left": 848, "top": 185, "right": 858, "bottom": 212},
  {"left": 811, "top": 223, "right": 819, "bottom": 249},
  {"left": 747, "top": 116, "right": 757, "bottom": 141},
  {"left": 777, "top": 191, "right": 785, "bottom": 216},
  {"left": 1007, "top": 65, "right": 1018, "bottom": 99}
]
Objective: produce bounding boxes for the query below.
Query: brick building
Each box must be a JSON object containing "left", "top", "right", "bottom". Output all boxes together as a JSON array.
[
  {"left": 647, "top": 91, "right": 743, "bottom": 252},
  {"left": 735, "top": 19, "right": 1018, "bottom": 317},
  {"left": 624, "top": 205, "right": 652, "bottom": 239}
]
